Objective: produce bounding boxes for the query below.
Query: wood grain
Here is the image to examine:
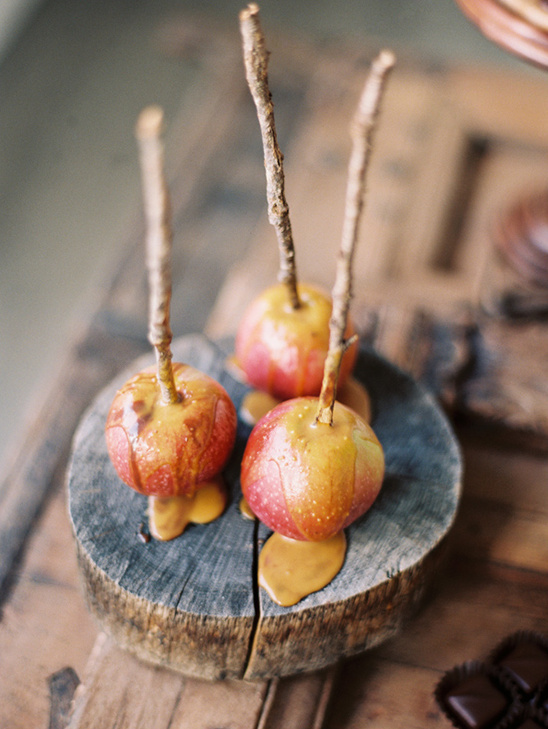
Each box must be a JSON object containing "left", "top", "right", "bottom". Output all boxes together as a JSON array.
[{"left": 0, "top": 484, "right": 97, "bottom": 729}]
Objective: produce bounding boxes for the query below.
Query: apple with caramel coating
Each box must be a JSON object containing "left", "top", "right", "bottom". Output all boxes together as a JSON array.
[
  {"left": 241, "top": 397, "right": 384, "bottom": 542},
  {"left": 106, "top": 362, "right": 237, "bottom": 498},
  {"left": 235, "top": 282, "right": 358, "bottom": 400},
  {"left": 236, "top": 9, "right": 361, "bottom": 402},
  {"left": 104, "top": 104, "right": 240, "bottom": 542},
  {"left": 238, "top": 40, "right": 394, "bottom": 604}
]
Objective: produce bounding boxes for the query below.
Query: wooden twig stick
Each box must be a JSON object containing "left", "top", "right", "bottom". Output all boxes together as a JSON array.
[
  {"left": 135, "top": 105, "right": 179, "bottom": 405},
  {"left": 316, "top": 50, "right": 395, "bottom": 425},
  {"left": 239, "top": 3, "right": 300, "bottom": 309}
]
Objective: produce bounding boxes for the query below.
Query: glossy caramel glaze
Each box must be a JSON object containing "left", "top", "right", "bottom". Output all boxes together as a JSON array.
[
  {"left": 148, "top": 476, "right": 227, "bottom": 541},
  {"left": 105, "top": 362, "right": 237, "bottom": 497},
  {"left": 241, "top": 397, "right": 384, "bottom": 542},
  {"left": 258, "top": 530, "right": 347, "bottom": 606},
  {"left": 239, "top": 376, "right": 371, "bottom": 428},
  {"left": 337, "top": 376, "right": 372, "bottom": 423},
  {"left": 235, "top": 283, "right": 358, "bottom": 400},
  {"left": 223, "top": 354, "right": 248, "bottom": 383},
  {"left": 239, "top": 390, "right": 281, "bottom": 426},
  {"left": 239, "top": 496, "right": 256, "bottom": 521}
]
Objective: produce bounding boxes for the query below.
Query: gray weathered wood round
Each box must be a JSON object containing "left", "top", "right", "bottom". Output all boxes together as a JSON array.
[{"left": 67, "top": 334, "right": 462, "bottom": 681}]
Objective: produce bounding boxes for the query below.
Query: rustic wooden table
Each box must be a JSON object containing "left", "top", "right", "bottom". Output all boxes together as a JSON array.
[{"left": 2, "top": 19, "right": 548, "bottom": 729}]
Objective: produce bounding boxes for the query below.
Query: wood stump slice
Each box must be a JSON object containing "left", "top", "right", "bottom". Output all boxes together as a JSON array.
[{"left": 67, "top": 334, "right": 462, "bottom": 681}]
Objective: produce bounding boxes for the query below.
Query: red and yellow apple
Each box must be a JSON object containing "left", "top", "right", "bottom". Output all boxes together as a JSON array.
[
  {"left": 106, "top": 362, "right": 237, "bottom": 498},
  {"left": 240, "top": 396, "right": 384, "bottom": 542},
  {"left": 235, "top": 282, "right": 358, "bottom": 400}
]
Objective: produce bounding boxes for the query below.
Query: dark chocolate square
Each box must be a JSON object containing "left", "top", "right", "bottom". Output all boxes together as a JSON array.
[
  {"left": 444, "top": 673, "right": 509, "bottom": 729},
  {"left": 498, "top": 642, "right": 548, "bottom": 695}
]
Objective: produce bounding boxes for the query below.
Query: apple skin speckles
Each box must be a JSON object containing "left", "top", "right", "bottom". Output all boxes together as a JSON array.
[
  {"left": 235, "top": 283, "right": 358, "bottom": 401},
  {"left": 241, "top": 397, "right": 384, "bottom": 541}
]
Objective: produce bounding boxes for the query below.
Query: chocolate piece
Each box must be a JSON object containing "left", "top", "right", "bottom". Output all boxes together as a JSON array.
[
  {"left": 436, "top": 634, "right": 548, "bottom": 729},
  {"left": 498, "top": 700, "right": 548, "bottom": 729},
  {"left": 436, "top": 662, "right": 512, "bottom": 729},
  {"left": 499, "top": 643, "right": 548, "bottom": 695},
  {"left": 445, "top": 674, "right": 508, "bottom": 729},
  {"left": 491, "top": 633, "right": 548, "bottom": 697},
  {"left": 497, "top": 702, "right": 548, "bottom": 729},
  {"left": 536, "top": 680, "right": 548, "bottom": 712}
]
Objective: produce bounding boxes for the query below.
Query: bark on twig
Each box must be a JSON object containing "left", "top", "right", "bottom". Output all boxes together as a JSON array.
[
  {"left": 239, "top": 3, "right": 300, "bottom": 309},
  {"left": 316, "top": 50, "right": 395, "bottom": 425},
  {"left": 135, "top": 105, "right": 179, "bottom": 404}
]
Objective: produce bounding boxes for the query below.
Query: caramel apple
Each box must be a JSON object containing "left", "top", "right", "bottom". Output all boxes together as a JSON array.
[
  {"left": 105, "top": 106, "right": 237, "bottom": 541},
  {"left": 241, "top": 397, "right": 384, "bottom": 541},
  {"left": 105, "top": 362, "right": 237, "bottom": 540},
  {"left": 235, "top": 281, "right": 357, "bottom": 400},
  {"left": 235, "top": 5, "right": 358, "bottom": 407},
  {"left": 240, "top": 49, "right": 395, "bottom": 606}
]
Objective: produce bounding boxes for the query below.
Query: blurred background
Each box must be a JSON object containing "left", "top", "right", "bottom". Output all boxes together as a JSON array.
[{"left": 0, "top": 0, "right": 544, "bottom": 469}]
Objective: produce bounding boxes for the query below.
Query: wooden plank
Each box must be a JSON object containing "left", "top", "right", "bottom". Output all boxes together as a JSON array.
[
  {"left": 0, "top": 485, "right": 97, "bottom": 729},
  {"left": 323, "top": 558, "right": 548, "bottom": 728},
  {"left": 68, "top": 636, "right": 270, "bottom": 729},
  {"left": 376, "top": 554, "right": 548, "bottom": 670},
  {"left": 461, "top": 436, "right": 548, "bottom": 511},
  {"left": 325, "top": 658, "right": 445, "bottom": 729},
  {"left": 257, "top": 669, "right": 339, "bottom": 729},
  {"left": 69, "top": 636, "right": 339, "bottom": 729},
  {"left": 455, "top": 496, "right": 548, "bottom": 570},
  {"left": 446, "top": 63, "right": 548, "bottom": 146}
]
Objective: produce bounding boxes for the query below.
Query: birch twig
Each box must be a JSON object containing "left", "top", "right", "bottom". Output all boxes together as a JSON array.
[
  {"left": 239, "top": 3, "right": 300, "bottom": 309},
  {"left": 135, "top": 105, "right": 179, "bottom": 405},
  {"left": 316, "top": 50, "right": 395, "bottom": 425}
]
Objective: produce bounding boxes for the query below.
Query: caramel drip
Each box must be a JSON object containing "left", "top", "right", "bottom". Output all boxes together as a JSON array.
[
  {"left": 186, "top": 477, "right": 227, "bottom": 524},
  {"left": 258, "top": 530, "right": 347, "bottom": 606},
  {"left": 239, "top": 496, "right": 256, "bottom": 521},
  {"left": 224, "top": 355, "right": 248, "bottom": 384},
  {"left": 337, "top": 376, "right": 371, "bottom": 423},
  {"left": 239, "top": 390, "right": 281, "bottom": 426},
  {"left": 148, "top": 477, "right": 227, "bottom": 541}
]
